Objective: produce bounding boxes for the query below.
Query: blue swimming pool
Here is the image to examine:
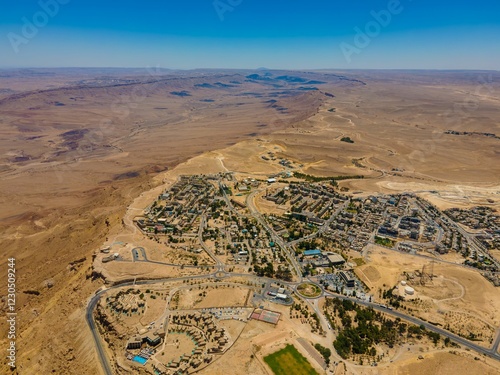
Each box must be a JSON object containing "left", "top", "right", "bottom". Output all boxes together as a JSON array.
[{"left": 133, "top": 355, "right": 148, "bottom": 365}]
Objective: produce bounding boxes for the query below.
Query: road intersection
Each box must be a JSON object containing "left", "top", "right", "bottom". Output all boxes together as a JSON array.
[
  {"left": 87, "top": 269, "right": 500, "bottom": 375},
  {"left": 87, "top": 184, "right": 500, "bottom": 375}
]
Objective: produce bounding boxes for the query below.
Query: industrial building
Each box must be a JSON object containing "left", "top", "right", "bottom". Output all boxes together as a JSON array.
[{"left": 326, "top": 253, "right": 345, "bottom": 266}]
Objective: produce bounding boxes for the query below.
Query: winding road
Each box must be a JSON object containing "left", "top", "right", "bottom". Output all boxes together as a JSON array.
[
  {"left": 87, "top": 270, "right": 500, "bottom": 375},
  {"left": 87, "top": 178, "right": 500, "bottom": 375}
]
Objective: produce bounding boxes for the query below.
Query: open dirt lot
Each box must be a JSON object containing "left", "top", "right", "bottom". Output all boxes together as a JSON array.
[
  {"left": 382, "top": 351, "right": 500, "bottom": 375},
  {"left": 160, "top": 332, "right": 197, "bottom": 364},
  {"left": 175, "top": 285, "right": 252, "bottom": 310},
  {"left": 356, "top": 244, "right": 500, "bottom": 346},
  {"left": 200, "top": 310, "right": 327, "bottom": 375}
]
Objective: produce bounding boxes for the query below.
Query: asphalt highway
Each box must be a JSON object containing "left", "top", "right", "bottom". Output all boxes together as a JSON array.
[
  {"left": 87, "top": 183, "right": 500, "bottom": 374},
  {"left": 87, "top": 272, "right": 500, "bottom": 375}
]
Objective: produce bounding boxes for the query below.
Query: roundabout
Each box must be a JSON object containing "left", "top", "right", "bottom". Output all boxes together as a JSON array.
[{"left": 296, "top": 282, "right": 322, "bottom": 298}]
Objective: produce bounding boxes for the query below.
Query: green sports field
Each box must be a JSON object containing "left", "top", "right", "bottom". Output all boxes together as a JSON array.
[{"left": 263, "top": 344, "right": 319, "bottom": 375}]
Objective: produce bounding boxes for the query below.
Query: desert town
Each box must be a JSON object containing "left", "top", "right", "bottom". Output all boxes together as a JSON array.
[
  {"left": 2, "top": 67, "right": 500, "bottom": 375},
  {"left": 90, "top": 166, "right": 500, "bottom": 375}
]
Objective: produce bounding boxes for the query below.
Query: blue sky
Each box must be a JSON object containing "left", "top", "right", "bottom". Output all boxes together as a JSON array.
[{"left": 1, "top": 0, "right": 499, "bottom": 69}]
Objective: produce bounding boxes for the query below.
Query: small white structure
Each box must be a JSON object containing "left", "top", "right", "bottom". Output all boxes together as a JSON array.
[
  {"left": 401, "top": 280, "right": 407, "bottom": 286},
  {"left": 404, "top": 286, "right": 415, "bottom": 295},
  {"left": 276, "top": 293, "right": 287, "bottom": 300},
  {"left": 267, "top": 178, "right": 276, "bottom": 183}
]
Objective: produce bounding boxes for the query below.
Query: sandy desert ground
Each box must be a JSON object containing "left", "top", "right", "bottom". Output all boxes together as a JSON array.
[
  {"left": 357, "top": 245, "right": 500, "bottom": 347},
  {"left": 0, "top": 68, "right": 499, "bottom": 374}
]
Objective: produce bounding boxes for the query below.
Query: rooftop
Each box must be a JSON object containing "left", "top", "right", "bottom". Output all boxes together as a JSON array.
[
  {"left": 303, "top": 249, "right": 322, "bottom": 256},
  {"left": 327, "top": 253, "right": 345, "bottom": 264}
]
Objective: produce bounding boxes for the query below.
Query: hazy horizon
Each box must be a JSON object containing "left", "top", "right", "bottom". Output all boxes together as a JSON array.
[{"left": 0, "top": 67, "right": 499, "bottom": 73}]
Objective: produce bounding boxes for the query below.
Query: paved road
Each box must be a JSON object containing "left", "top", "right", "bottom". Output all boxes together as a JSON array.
[
  {"left": 366, "top": 239, "right": 490, "bottom": 274},
  {"left": 492, "top": 328, "right": 500, "bottom": 354},
  {"left": 88, "top": 183, "right": 500, "bottom": 374},
  {"left": 246, "top": 189, "right": 303, "bottom": 279},
  {"left": 322, "top": 290, "right": 500, "bottom": 361},
  {"left": 131, "top": 247, "right": 144, "bottom": 261},
  {"left": 198, "top": 214, "right": 225, "bottom": 271},
  {"left": 451, "top": 220, "right": 500, "bottom": 269},
  {"left": 87, "top": 271, "right": 500, "bottom": 375},
  {"left": 86, "top": 290, "right": 114, "bottom": 375},
  {"left": 127, "top": 246, "right": 215, "bottom": 269},
  {"left": 297, "top": 337, "right": 327, "bottom": 370},
  {"left": 417, "top": 199, "right": 499, "bottom": 270},
  {"left": 86, "top": 273, "right": 221, "bottom": 375}
]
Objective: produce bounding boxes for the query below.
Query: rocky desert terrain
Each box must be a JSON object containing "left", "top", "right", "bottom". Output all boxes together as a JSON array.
[{"left": 0, "top": 68, "right": 499, "bottom": 375}]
